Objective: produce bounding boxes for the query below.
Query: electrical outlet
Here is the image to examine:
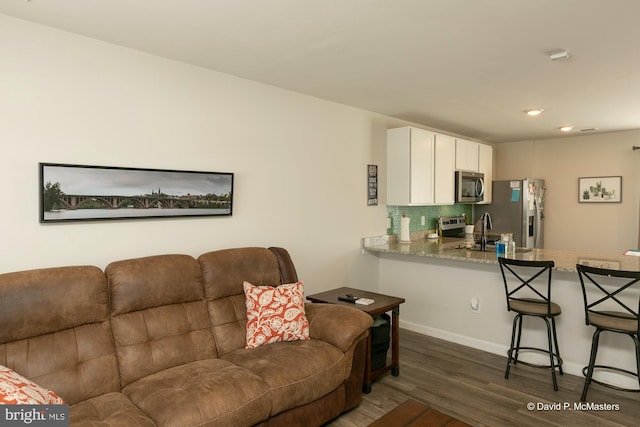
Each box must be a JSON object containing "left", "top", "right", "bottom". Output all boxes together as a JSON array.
[
  {"left": 470, "top": 297, "right": 480, "bottom": 313},
  {"left": 421, "top": 216, "right": 425, "bottom": 226}
]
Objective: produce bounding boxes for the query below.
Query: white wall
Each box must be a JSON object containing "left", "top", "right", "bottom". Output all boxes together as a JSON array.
[
  {"left": 494, "top": 131, "right": 640, "bottom": 254},
  {"left": 0, "top": 14, "right": 401, "bottom": 294}
]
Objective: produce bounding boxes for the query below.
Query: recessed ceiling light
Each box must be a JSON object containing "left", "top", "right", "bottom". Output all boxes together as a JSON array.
[
  {"left": 525, "top": 109, "right": 544, "bottom": 116},
  {"left": 579, "top": 128, "right": 598, "bottom": 132},
  {"left": 559, "top": 126, "right": 573, "bottom": 132},
  {"left": 549, "top": 49, "right": 570, "bottom": 61}
]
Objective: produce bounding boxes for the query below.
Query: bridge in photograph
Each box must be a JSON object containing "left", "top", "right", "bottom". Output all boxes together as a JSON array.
[{"left": 57, "top": 194, "right": 221, "bottom": 210}]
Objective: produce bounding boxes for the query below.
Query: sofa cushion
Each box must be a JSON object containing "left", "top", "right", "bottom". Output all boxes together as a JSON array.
[
  {"left": 0, "top": 365, "right": 64, "bottom": 404},
  {"left": 198, "top": 248, "right": 284, "bottom": 356},
  {"left": 106, "top": 254, "right": 217, "bottom": 387},
  {"left": 0, "top": 266, "right": 108, "bottom": 343},
  {"left": 244, "top": 281, "right": 310, "bottom": 349},
  {"left": 70, "top": 392, "right": 155, "bottom": 426},
  {"left": 222, "top": 340, "right": 346, "bottom": 416},
  {"left": 0, "top": 266, "right": 121, "bottom": 405},
  {"left": 108, "top": 254, "right": 204, "bottom": 316},
  {"left": 122, "top": 358, "right": 272, "bottom": 427},
  {"left": 305, "top": 303, "right": 374, "bottom": 352},
  {"left": 1, "top": 323, "right": 120, "bottom": 406}
]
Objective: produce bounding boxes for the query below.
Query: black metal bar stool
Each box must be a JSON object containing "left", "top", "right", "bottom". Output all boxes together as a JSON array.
[
  {"left": 499, "top": 258, "right": 563, "bottom": 390},
  {"left": 576, "top": 264, "right": 640, "bottom": 401}
]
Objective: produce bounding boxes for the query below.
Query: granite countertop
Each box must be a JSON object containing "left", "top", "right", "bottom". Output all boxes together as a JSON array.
[{"left": 363, "top": 236, "right": 640, "bottom": 273}]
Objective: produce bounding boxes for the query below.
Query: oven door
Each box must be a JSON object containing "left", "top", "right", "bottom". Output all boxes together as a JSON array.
[{"left": 456, "top": 172, "right": 485, "bottom": 203}]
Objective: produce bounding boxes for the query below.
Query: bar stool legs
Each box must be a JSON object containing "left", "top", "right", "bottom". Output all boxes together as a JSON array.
[
  {"left": 504, "top": 313, "right": 520, "bottom": 381},
  {"left": 547, "top": 317, "right": 564, "bottom": 389},
  {"left": 551, "top": 318, "right": 563, "bottom": 375},
  {"left": 505, "top": 313, "right": 564, "bottom": 391},
  {"left": 500, "top": 258, "right": 562, "bottom": 391},
  {"left": 581, "top": 329, "right": 640, "bottom": 401},
  {"left": 576, "top": 264, "right": 640, "bottom": 401},
  {"left": 581, "top": 329, "right": 601, "bottom": 401}
]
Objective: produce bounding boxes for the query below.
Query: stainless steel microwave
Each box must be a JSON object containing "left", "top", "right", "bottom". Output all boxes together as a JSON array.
[{"left": 455, "top": 171, "right": 485, "bottom": 203}]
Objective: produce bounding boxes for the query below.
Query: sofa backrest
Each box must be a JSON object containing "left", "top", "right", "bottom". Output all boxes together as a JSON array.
[
  {"left": 0, "top": 266, "right": 119, "bottom": 405},
  {"left": 198, "top": 247, "right": 298, "bottom": 356},
  {"left": 106, "top": 254, "right": 216, "bottom": 387}
]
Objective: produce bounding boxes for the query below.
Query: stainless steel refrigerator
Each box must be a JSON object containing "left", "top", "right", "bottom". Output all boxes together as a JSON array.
[{"left": 473, "top": 178, "right": 545, "bottom": 249}]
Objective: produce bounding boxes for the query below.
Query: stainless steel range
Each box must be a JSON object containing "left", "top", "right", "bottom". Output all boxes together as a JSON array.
[{"left": 437, "top": 216, "right": 467, "bottom": 239}]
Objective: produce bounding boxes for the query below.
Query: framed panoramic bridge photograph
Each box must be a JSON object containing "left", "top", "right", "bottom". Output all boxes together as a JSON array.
[{"left": 39, "top": 163, "right": 233, "bottom": 223}]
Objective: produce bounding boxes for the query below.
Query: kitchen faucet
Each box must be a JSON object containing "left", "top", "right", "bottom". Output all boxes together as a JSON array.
[{"left": 480, "top": 212, "right": 492, "bottom": 251}]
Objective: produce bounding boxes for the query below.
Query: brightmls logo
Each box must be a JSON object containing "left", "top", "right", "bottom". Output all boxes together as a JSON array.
[
  {"left": 5, "top": 407, "right": 47, "bottom": 423},
  {"left": 1, "top": 405, "right": 68, "bottom": 426}
]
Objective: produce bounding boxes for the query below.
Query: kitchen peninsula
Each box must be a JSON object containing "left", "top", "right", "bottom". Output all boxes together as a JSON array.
[
  {"left": 364, "top": 237, "right": 640, "bottom": 272},
  {"left": 363, "top": 236, "right": 640, "bottom": 390}
]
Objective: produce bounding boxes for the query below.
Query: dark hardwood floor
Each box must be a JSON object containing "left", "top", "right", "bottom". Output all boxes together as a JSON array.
[{"left": 328, "top": 329, "right": 639, "bottom": 426}]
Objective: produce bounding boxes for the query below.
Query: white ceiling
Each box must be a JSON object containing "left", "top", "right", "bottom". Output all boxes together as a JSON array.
[{"left": 2, "top": 0, "right": 640, "bottom": 143}]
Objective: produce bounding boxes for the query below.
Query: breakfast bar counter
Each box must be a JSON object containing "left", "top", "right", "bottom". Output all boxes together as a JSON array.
[
  {"left": 363, "top": 235, "right": 640, "bottom": 392},
  {"left": 363, "top": 237, "right": 640, "bottom": 272}
]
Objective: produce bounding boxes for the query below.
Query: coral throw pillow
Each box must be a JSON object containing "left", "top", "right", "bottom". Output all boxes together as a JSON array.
[
  {"left": 244, "top": 281, "right": 310, "bottom": 349},
  {"left": 0, "top": 365, "right": 65, "bottom": 404}
]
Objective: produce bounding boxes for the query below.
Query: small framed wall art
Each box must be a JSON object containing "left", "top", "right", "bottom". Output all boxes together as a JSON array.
[
  {"left": 367, "top": 164, "right": 378, "bottom": 206},
  {"left": 578, "top": 176, "right": 621, "bottom": 203},
  {"left": 40, "top": 163, "right": 233, "bottom": 222}
]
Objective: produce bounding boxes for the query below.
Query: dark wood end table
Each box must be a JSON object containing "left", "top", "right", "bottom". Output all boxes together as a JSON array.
[{"left": 306, "top": 286, "right": 405, "bottom": 393}]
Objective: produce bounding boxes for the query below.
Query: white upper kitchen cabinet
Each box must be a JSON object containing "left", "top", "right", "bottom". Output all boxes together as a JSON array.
[
  {"left": 434, "top": 133, "right": 456, "bottom": 204},
  {"left": 387, "top": 127, "right": 435, "bottom": 205},
  {"left": 455, "top": 139, "right": 479, "bottom": 172},
  {"left": 478, "top": 143, "right": 493, "bottom": 204}
]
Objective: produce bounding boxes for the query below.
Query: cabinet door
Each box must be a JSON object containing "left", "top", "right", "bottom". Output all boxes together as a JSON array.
[
  {"left": 409, "top": 128, "right": 434, "bottom": 204},
  {"left": 386, "top": 127, "right": 434, "bottom": 205},
  {"left": 455, "top": 139, "right": 479, "bottom": 172},
  {"left": 386, "top": 127, "right": 411, "bottom": 205},
  {"left": 434, "top": 133, "right": 455, "bottom": 204},
  {"left": 478, "top": 143, "right": 493, "bottom": 204}
]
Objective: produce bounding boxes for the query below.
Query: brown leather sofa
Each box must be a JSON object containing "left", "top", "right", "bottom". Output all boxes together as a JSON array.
[{"left": 0, "top": 247, "right": 373, "bottom": 426}]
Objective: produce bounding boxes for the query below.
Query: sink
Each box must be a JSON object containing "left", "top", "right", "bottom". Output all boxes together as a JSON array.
[
  {"left": 466, "top": 247, "right": 494, "bottom": 252},
  {"left": 456, "top": 244, "right": 532, "bottom": 253}
]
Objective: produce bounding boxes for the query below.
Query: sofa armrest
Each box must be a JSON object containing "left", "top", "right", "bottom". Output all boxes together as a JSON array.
[{"left": 305, "top": 303, "right": 373, "bottom": 352}]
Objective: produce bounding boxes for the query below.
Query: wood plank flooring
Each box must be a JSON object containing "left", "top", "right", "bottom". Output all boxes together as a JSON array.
[{"left": 328, "top": 329, "right": 639, "bottom": 427}]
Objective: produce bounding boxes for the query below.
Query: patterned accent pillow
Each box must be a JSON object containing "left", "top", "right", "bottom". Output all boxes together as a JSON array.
[
  {"left": 0, "top": 365, "right": 65, "bottom": 404},
  {"left": 244, "top": 281, "right": 310, "bottom": 349}
]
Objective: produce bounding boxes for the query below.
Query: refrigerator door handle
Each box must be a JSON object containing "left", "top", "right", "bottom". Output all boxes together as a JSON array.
[{"left": 533, "top": 198, "right": 541, "bottom": 248}]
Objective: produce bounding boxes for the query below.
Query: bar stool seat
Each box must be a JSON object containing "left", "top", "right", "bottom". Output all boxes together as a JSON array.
[
  {"left": 576, "top": 264, "right": 640, "bottom": 401},
  {"left": 499, "top": 258, "right": 563, "bottom": 391},
  {"left": 509, "top": 298, "right": 561, "bottom": 316},
  {"left": 587, "top": 311, "right": 637, "bottom": 332}
]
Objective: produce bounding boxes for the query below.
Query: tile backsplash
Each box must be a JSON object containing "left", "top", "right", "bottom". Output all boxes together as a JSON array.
[{"left": 387, "top": 205, "right": 472, "bottom": 236}]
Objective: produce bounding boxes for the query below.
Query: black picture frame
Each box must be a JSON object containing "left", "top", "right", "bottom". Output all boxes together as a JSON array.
[
  {"left": 578, "top": 176, "right": 622, "bottom": 203},
  {"left": 40, "top": 163, "right": 233, "bottom": 223}
]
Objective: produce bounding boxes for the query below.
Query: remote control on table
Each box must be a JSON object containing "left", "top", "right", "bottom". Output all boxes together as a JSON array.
[{"left": 338, "top": 294, "right": 358, "bottom": 303}]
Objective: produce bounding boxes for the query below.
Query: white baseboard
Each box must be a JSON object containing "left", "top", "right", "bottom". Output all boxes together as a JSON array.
[
  {"left": 400, "top": 319, "right": 507, "bottom": 357},
  {"left": 398, "top": 319, "right": 614, "bottom": 385}
]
